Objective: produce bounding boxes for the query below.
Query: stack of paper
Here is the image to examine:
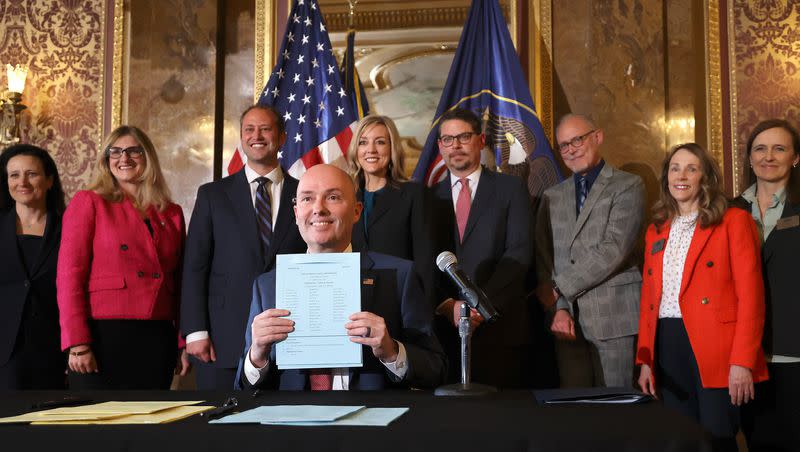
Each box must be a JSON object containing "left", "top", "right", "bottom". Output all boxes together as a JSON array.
[
  {"left": 210, "top": 405, "right": 408, "bottom": 427},
  {"left": 0, "top": 401, "right": 213, "bottom": 425}
]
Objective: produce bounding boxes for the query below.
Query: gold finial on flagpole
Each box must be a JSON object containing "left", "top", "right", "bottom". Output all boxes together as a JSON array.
[{"left": 347, "top": 0, "right": 358, "bottom": 28}]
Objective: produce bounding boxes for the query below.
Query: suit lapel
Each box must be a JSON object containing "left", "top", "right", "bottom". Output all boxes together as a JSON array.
[
  {"left": 28, "top": 211, "right": 60, "bottom": 278},
  {"left": 269, "top": 174, "right": 297, "bottom": 263},
  {"left": 679, "top": 221, "right": 715, "bottom": 297},
  {"left": 350, "top": 251, "right": 376, "bottom": 384},
  {"left": 225, "top": 170, "right": 263, "bottom": 265},
  {"left": 367, "top": 185, "right": 399, "bottom": 230},
  {"left": 435, "top": 177, "right": 459, "bottom": 251},
  {"left": 763, "top": 201, "right": 800, "bottom": 262},
  {"left": 462, "top": 168, "right": 494, "bottom": 243},
  {"left": 650, "top": 222, "right": 670, "bottom": 305},
  {"left": 359, "top": 251, "right": 376, "bottom": 313},
  {"left": 0, "top": 210, "right": 27, "bottom": 279},
  {"left": 570, "top": 164, "right": 612, "bottom": 246}
]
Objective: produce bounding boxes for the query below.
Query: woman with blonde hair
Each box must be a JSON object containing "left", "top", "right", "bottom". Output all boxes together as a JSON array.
[
  {"left": 636, "top": 143, "right": 768, "bottom": 451},
  {"left": 346, "top": 115, "right": 433, "bottom": 280},
  {"left": 58, "top": 125, "right": 190, "bottom": 389}
]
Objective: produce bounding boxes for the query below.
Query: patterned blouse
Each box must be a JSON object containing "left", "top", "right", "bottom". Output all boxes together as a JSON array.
[{"left": 658, "top": 212, "right": 699, "bottom": 319}]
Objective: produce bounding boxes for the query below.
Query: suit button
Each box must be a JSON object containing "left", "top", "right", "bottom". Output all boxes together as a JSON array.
[
  {"left": 647, "top": 268, "right": 652, "bottom": 275},
  {"left": 706, "top": 261, "right": 714, "bottom": 267},
  {"left": 120, "top": 244, "right": 129, "bottom": 251},
  {"left": 137, "top": 271, "right": 145, "bottom": 277},
  {"left": 701, "top": 298, "right": 709, "bottom": 305},
  {"left": 570, "top": 259, "right": 575, "bottom": 264},
  {"left": 23, "top": 280, "right": 30, "bottom": 288},
  {"left": 152, "top": 273, "right": 161, "bottom": 279},
  {"left": 649, "top": 304, "right": 654, "bottom": 311}
]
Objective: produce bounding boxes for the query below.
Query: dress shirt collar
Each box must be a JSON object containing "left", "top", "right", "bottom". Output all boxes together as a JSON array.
[
  {"left": 573, "top": 159, "right": 605, "bottom": 191},
  {"left": 245, "top": 163, "right": 283, "bottom": 186},
  {"left": 450, "top": 165, "right": 482, "bottom": 189},
  {"left": 741, "top": 183, "right": 786, "bottom": 208}
]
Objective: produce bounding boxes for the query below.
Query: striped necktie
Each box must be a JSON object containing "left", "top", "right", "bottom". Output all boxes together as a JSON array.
[
  {"left": 577, "top": 176, "right": 588, "bottom": 214},
  {"left": 255, "top": 177, "right": 273, "bottom": 256}
]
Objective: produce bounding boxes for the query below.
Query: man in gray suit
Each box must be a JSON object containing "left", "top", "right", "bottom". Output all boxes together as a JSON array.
[{"left": 535, "top": 114, "right": 644, "bottom": 388}]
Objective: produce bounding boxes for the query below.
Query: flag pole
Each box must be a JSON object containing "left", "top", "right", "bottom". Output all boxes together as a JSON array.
[{"left": 347, "top": 0, "right": 358, "bottom": 28}]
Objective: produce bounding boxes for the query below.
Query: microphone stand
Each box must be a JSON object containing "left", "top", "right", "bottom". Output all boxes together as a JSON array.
[{"left": 434, "top": 302, "right": 497, "bottom": 396}]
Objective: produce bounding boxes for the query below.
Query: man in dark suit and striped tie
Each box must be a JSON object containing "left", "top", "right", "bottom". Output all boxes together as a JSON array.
[{"left": 182, "top": 105, "right": 306, "bottom": 390}]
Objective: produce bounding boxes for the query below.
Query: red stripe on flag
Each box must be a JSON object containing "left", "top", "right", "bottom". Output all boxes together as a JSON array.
[
  {"left": 424, "top": 155, "right": 443, "bottom": 185},
  {"left": 227, "top": 149, "right": 244, "bottom": 175},
  {"left": 301, "top": 147, "right": 323, "bottom": 168},
  {"left": 334, "top": 126, "right": 353, "bottom": 158}
]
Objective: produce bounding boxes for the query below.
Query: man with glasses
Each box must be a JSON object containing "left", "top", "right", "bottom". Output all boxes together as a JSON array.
[
  {"left": 431, "top": 108, "right": 534, "bottom": 388},
  {"left": 181, "top": 105, "right": 306, "bottom": 390},
  {"left": 535, "top": 113, "right": 644, "bottom": 388}
]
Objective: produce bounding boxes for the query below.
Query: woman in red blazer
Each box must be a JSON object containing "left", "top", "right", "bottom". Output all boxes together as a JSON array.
[
  {"left": 57, "top": 126, "right": 190, "bottom": 389},
  {"left": 636, "top": 143, "right": 768, "bottom": 451}
]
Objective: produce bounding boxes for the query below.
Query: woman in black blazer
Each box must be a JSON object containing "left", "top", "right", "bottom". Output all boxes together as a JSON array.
[
  {"left": 0, "top": 144, "right": 67, "bottom": 389},
  {"left": 735, "top": 119, "right": 800, "bottom": 450},
  {"left": 346, "top": 115, "right": 433, "bottom": 285}
]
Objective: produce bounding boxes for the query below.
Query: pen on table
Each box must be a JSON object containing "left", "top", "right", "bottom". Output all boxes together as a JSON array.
[
  {"left": 201, "top": 397, "right": 239, "bottom": 421},
  {"left": 31, "top": 397, "right": 93, "bottom": 410}
]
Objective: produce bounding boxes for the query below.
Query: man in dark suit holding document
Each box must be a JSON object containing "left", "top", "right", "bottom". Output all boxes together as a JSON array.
[{"left": 236, "top": 164, "right": 446, "bottom": 390}]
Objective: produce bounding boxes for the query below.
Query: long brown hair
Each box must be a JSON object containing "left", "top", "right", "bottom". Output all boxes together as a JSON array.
[
  {"left": 652, "top": 143, "right": 727, "bottom": 229},
  {"left": 346, "top": 115, "right": 408, "bottom": 189},
  {"left": 88, "top": 125, "right": 173, "bottom": 211}
]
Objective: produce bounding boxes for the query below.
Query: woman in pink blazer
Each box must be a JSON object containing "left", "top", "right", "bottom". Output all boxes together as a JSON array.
[
  {"left": 57, "top": 126, "right": 190, "bottom": 389},
  {"left": 636, "top": 143, "right": 768, "bottom": 451}
]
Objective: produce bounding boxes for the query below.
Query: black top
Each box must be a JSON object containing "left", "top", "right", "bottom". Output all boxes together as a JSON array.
[
  {"left": 16, "top": 234, "right": 42, "bottom": 275},
  {"left": 731, "top": 197, "right": 800, "bottom": 357}
]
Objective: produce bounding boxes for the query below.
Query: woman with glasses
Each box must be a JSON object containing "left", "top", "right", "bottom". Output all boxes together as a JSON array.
[
  {"left": 0, "top": 145, "right": 67, "bottom": 389},
  {"left": 57, "top": 126, "right": 190, "bottom": 389},
  {"left": 734, "top": 119, "right": 800, "bottom": 450},
  {"left": 636, "top": 143, "right": 768, "bottom": 451},
  {"left": 345, "top": 115, "right": 433, "bottom": 290}
]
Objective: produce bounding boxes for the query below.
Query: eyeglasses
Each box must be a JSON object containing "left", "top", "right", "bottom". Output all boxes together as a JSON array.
[
  {"left": 558, "top": 130, "right": 596, "bottom": 153},
  {"left": 107, "top": 146, "right": 144, "bottom": 159},
  {"left": 439, "top": 132, "right": 476, "bottom": 147}
]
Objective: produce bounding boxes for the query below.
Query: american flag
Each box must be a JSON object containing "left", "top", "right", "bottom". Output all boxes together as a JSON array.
[{"left": 227, "top": 0, "right": 357, "bottom": 177}]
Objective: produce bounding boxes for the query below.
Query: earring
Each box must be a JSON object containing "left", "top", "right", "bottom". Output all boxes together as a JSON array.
[{"left": 794, "top": 162, "right": 798, "bottom": 168}]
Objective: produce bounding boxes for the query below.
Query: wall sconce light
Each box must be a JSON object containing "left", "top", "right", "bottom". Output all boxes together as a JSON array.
[{"left": 1, "top": 64, "right": 29, "bottom": 147}]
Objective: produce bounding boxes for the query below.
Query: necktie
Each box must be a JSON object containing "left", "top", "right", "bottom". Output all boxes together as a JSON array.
[
  {"left": 254, "top": 177, "right": 273, "bottom": 256},
  {"left": 309, "top": 369, "right": 333, "bottom": 390},
  {"left": 577, "top": 176, "right": 588, "bottom": 214},
  {"left": 455, "top": 177, "right": 471, "bottom": 242}
]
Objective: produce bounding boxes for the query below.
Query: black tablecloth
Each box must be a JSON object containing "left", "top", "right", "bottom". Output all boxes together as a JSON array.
[{"left": 0, "top": 390, "right": 711, "bottom": 452}]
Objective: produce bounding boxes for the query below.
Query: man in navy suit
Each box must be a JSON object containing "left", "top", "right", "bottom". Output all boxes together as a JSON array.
[
  {"left": 431, "top": 108, "right": 534, "bottom": 389},
  {"left": 181, "top": 105, "right": 306, "bottom": 390},
  {"left": 236, "top": 164, "right": 445, "bottom": 390}
]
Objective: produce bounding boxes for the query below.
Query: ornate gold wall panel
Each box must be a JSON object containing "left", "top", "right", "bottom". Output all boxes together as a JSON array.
[
  {"left": 0, "top": 0, "right": 107, "bottom": 198},
  {"left": 731, "top": 0, "right": 800, "bottom": 194}
]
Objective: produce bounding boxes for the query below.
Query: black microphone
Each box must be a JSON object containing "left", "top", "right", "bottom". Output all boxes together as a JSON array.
[{"left": 436, "top": 251, "right": 499, "bottom": 323}]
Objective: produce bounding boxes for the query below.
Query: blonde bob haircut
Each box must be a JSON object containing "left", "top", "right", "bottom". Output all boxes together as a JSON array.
[
  {"left": 652, "top": 142, "right": 727, "bottom": 230},
  {"left": 346, "top": 115, "right": 408, "bottom": 189},
  {"left": 88, "top": 125, "right": 173, "bottom": 211}
]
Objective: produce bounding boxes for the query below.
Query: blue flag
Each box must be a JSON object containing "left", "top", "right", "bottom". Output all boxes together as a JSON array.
[{"left": 412, "top": 0, "right": 561, "bottom": 191}]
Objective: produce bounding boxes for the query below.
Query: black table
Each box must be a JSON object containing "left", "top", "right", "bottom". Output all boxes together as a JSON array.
[{"left": 0, "top": 390, "right": 711, "bottom": 452}]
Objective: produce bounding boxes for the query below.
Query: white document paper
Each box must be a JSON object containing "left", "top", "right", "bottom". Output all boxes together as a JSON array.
[
  {"left": 275, "top": 253, "right": 362, "bottom": 369},
  {"left": 209, "top": 405, "right": 365, "bottom": 424}
]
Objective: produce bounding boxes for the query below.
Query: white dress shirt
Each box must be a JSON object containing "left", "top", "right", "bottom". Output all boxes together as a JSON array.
[
  {"left": 186, "top": 164, "right": 284, "bottom": 345},
  {"left": 449, "top": 166, "right": 482, "bottom": 209},
  {"left": 243, "top": 244, "right": 409, "bottom": 388},
  {"left": 658, "top": 212, "right": 698, "bottom": 319}
]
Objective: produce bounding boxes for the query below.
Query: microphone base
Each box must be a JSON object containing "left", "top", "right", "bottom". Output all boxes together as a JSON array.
[{"left": 434, "top": 382, "right": 498, "bottom": 396}]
